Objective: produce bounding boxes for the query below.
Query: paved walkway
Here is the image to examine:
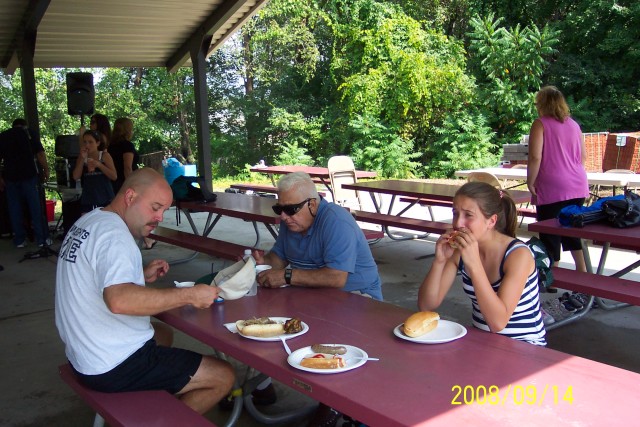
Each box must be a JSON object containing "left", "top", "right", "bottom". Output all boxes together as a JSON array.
[{"left": 1, "top": 198, "right": 639, "bottom": 426}]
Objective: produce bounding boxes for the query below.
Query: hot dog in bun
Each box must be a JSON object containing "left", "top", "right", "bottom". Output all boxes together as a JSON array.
[
  {"left": 403, "top": 311, "right": 440, "bottom": 337},
  {"left": 300, "top": 354, "right": 346, "bottom": 369},
  {"left": 236, "top": 317, "right": 284, "bottom": 337}
]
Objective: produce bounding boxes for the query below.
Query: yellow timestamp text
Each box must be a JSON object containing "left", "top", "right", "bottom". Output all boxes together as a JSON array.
[{"left": 451, "top": 384, "right": 573, "bottom": 406}]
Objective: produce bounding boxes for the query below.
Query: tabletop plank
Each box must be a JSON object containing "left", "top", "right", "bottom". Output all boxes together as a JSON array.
[{"left": 342, "top": 180, "right": 531, "bottom": 205}]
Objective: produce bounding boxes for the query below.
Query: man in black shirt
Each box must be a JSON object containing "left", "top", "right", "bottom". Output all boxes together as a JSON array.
[{"left": 0, "top": 118, "right": 50, "bottom": 247}]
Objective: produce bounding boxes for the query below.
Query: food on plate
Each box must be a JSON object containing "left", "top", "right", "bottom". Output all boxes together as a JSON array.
[
  {"left": 310, "top": 344, "right": 347, "bottom": 355},
  {"left": 403, "top": 311, "right": 440, "bottom": 337},
  {"left": 236, "top": 317, "right": 285, "bottom": 337},
  {"left": 284, "top": 317, "right": 304, "bottom": 334},
  {"left": 236, "top": 317, "right": 304, "bottom": 337},
  {"left": 300, "top": 353, "right": 346, "bottom": 369}
]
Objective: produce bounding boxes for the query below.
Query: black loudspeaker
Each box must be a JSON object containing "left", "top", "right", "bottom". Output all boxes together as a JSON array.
[{"left": 66, "top": 72, "right": 95, "bottom": 116}]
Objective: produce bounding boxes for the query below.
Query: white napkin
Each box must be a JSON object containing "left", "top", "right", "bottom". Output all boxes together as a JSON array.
[
  {"left": 224, "top": 323, "right": 238, "bottom": 333},
  {"left": 211, "top": 257, "right": 256, "bottom": 300}
]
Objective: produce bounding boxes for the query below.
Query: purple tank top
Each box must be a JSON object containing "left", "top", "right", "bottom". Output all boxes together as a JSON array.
[{"left": 534, "top": 116, "right": 589, "bottom": 205}]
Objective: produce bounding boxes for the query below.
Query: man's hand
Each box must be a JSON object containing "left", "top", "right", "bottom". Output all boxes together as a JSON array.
[
  {"left": 143, "top": 259, "right": 169, "bottom": 283},
  {"left": 189, "top": 284, "right": 220, "bottom": 309},
  {"left": 256, "top": 268, "right": 288, "bottom": 288}
]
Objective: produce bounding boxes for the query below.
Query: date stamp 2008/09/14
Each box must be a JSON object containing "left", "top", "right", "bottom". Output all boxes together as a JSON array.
[{"left": 451, "top": 384, "right": 573, "bottom": 406}]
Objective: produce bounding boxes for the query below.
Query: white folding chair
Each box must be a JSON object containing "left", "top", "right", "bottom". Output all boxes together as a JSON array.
[{"left": 327, "top": 155, "right": 363, "bottom": 210}]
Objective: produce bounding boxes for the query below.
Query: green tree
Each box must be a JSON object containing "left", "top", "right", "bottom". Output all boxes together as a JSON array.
[{"left": 467, "top": 14, "right": 559, "bottom": 145}]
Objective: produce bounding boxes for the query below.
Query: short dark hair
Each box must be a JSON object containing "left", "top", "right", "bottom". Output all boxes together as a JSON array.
[{"left": 12, "top": 118, "right": 27, "bottom": 128}]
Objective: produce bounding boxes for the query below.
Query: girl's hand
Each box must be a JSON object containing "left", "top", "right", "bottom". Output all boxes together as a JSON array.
[
  {"left": 454, "top": 228, "right": 480, "bottom": 263},
  {"left": 435, "top": 228, "right": 457, "bottom": 261},
  {"left": 86, "top": 157, "right": 98, "bottom": 172}
]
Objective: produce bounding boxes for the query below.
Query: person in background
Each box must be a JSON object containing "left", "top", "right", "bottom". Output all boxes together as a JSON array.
[
  {"left": 109, "top": 117, "right": 139, "bottom": 194},
  {"left": 252, "top": 171, "right": 382, "bottom": 427},
  {"left": 72, "top": 130, "right": 117, "bottom": 214},
  {"left": 0, "top": 118, "right": 50, "bottom": 248},
  {"left": 78, "top": 113, "right": 111, "bottom": 151},
  {"left": 526, "top": 85, "right": 590, "bottom": 322},
  {"left": 418, "top": 182, "right": 547, "bottom": 347},
  {"left": 55, "top": 168, "right": 234, "bottom": 414},
  {"left": 108, "top": 117, "right": 156, "bottom": 249}
]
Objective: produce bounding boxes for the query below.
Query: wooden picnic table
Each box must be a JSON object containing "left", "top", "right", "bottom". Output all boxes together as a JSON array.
[
  {"left": 341, "top": 180, "right": 531, "bottom": 240},
  {"left": 156, "top": 286, "right": 640, "bottom": 427},
  {"left": 528, "top": 218, "right": 640, "bottom": 328},
  {"left": 249, "top": 165, "right": 377, "bottom": 194}
]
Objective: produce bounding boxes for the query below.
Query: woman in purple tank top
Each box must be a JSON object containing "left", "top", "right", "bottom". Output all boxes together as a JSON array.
[{"left": 527, "top": 86, "right": 588, "bottom": 272}]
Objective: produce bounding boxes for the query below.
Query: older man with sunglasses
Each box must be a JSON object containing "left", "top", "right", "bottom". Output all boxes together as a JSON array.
[
  {"left": 253, "top": 171, "right": 381, "bottom": 426},
  {"left": 255, "top": 171, "right": 382, "bottom": 300}
]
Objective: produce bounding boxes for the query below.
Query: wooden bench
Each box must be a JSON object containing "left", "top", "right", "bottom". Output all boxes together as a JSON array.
[
  {"left": 351, "top": 210, "right": 451, "bottom": 234},
  {"left": 552, "top": 268, "right": 640, "bottom": 306},
  {"left": 59, "top": 364, "right": 215, "bottom": 427},
  {"left": 230, "top": 183, "right": 326, "bottom": 198},
  {"left": 152, "top": 226, "right": 247, "bottom": 261}
]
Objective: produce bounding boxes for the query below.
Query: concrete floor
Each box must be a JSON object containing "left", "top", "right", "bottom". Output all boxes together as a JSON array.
[{"left": 1, "top": 198, "right": 639, "bottom": 427}]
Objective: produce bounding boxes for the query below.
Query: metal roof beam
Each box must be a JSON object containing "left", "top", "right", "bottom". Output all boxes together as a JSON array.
[
  {"left": 165, "top": 0, "right": 248, "bottom": 73},
  {"left": 2, "top": 0, "right": 51, "bottom": 74}
]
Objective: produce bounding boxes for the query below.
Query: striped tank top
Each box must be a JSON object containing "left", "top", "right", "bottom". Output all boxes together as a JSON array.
[{"left": 460, "top": 239, "right": 547, "bottom": 346}]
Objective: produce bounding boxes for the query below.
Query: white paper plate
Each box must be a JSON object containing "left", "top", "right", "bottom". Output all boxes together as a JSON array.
[
  {"left": 287, "top": 345, "right": 368, "bottom": 374},
  {"left": 237, "top": 317, "right": 309, "bottom": 342},
  {"left": 393, "top": 320, "right": 467, "bottom": 344}
]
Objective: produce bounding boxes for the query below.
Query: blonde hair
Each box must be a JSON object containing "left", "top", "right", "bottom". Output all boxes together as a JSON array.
[
  {"left": 535, "top": 86, "right": 570, "bottom": 122},
  {"left": 111, "top": 117, "right": 134, "bottom": 144}
]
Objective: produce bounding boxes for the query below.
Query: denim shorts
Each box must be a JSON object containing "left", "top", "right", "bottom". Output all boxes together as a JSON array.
[{"left": 71, "top": 339, "right": 202, "bottom": 394}]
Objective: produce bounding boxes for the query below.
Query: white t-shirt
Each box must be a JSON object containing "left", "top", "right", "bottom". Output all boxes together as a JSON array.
[{"left": 55, "top": 209, "right": 153, "bottom": 375}]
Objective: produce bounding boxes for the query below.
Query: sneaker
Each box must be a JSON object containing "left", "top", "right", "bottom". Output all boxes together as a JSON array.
[
  {"left": 568, "top": 292, "right": 591, "bottom": 311},
  {"left": 558, "top": 293, "right": 577, "bottom": 313},
  {"left": 542, "top": 298, "right": 575, "bottom": 324},
  {"left": 540, "top": 307, "right": 555, "bottom": 326},
  {"left": 16, "top": 241, "right": 26, "bottom": 248},
  {"left": 218, "top": 383, "right": 277, "bottom": 410},
  {"left": 308, "top": 404, "right": 342, "bottom": 427},
  {"left": 251, "top": 383, "right": 277, "bottom": 405}
]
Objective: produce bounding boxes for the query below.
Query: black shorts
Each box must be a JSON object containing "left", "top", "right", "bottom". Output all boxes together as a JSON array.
[
  {"left": 71, "top": 339, "right": 202, "bottom": 394},
  {"left": 536, "top": 198, "right": 586, "bottom": 261}
]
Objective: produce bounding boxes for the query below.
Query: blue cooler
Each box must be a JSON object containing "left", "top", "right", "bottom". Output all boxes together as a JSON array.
[{"left": 163, "top": 158, "right": 185, "bottom": 185}]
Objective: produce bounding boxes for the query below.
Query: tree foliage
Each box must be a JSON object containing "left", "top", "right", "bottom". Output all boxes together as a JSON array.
[{"left": 2, "top": 0, "right": 639, "bottom": 180}]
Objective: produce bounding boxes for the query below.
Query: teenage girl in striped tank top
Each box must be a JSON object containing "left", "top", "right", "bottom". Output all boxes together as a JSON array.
[{"left": 418, "top": 182, "right": 546, "bottom": 346}]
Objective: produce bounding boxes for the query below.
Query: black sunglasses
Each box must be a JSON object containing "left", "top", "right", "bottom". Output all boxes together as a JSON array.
[{"left": 272, "top": 198, "right": 312, "bottom": 216}]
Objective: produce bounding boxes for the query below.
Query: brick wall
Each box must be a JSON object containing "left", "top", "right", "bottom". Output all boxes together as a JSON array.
[{"left": 501, "top": 132, "right": 640, "bottom": 172}]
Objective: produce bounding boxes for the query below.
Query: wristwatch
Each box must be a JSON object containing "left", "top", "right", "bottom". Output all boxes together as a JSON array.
[{"left": 284, "top": 268, "right": 293, "bottom": 285}]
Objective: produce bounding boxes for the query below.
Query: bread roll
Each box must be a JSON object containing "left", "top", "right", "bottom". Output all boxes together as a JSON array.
[
  {"left": 300, "top": 355, "right": 346, "bottom": 369},
  {"left": 236, "top": 320, "right": 285, "bottom": 337},
  {"left": 403, "top": 311, "right": 440, "bottom": 337},
  {"left": 448, "top": 231, "right": 460, "bottom": 249}
]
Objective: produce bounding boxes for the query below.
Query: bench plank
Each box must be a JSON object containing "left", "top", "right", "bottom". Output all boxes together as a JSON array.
[
  {"left": 552, "top": 268, "right": 640, "bottom": 306},
  {"left": 59, "top": 364, "right": 215, "bottom": 427},
  {"left": 398, "top": 196, "right": 453, "bottom": 209},
  {"left": 351, "top": 210, "right": 450, "bottom": 234},
  {"left": 152, "top": 226, "right": 247, "bottom": 261}
]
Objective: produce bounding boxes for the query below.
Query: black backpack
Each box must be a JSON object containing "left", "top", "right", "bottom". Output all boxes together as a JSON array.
[{"left": 170, "top": 175, "right": 217, "bottom": 203}]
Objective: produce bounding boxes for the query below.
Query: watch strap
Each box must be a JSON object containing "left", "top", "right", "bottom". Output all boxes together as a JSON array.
[{"left": 284, "top": 268, "right": 292, "bottom": 285}]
